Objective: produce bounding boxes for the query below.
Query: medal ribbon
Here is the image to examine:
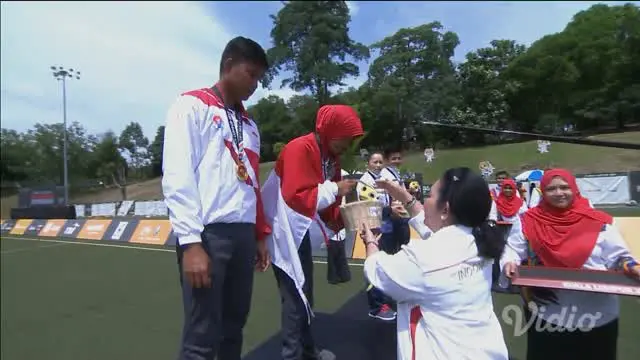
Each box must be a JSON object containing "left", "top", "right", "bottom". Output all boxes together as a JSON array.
[
  {"left": 315, "top": 135, "right": 334, "bottom": 181},
  {"left": 212, "top": 86, "right": 244, "bottom": 161}
]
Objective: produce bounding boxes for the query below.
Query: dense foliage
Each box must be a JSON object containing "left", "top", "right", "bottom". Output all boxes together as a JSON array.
[{"left": 2, "top": 2, "right": 638, "bottom": 188}]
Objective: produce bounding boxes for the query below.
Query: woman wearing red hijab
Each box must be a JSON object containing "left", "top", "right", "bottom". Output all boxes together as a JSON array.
[
  {"left": 493, "top": 179, "right": 528, "bottom": 222},
  {"left": 500, "top": 168, "right": 639, "bottom": 360},
  {"left": 262, "top": 104, "right": 364, "bottom": 360}
]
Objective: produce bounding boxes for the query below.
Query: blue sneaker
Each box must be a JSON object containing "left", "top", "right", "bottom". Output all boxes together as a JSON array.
[{"left": 368, "top": 304, "right": 396, "bottom": 321}]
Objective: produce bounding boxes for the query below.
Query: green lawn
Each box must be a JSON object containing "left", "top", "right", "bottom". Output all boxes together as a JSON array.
[{"left": 2, "top": 235, "right": 639, "bottom": 360}]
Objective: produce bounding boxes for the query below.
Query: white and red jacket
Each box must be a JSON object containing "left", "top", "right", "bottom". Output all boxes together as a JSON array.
[
  {"left": 162, "top": 87, "right": 271, "bottom": 246},
  {"left": 262, "top": 133, "right": 344, "bottom": 320},
  {"left": 365, "top": 222, "right": 508, "bottom": 360},
  {"left": 262, "top": 105, "right": 364, "bottom": 321}
]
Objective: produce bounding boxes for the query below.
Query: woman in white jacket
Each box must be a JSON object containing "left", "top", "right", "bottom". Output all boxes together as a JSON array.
[{"left": 361, "top": 167, "right": 509, "bottom": 360}]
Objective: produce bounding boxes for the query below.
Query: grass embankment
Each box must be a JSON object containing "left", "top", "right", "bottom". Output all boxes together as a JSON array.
[{"left": 1, "top": 132, "right": 638, "bottom": 218}]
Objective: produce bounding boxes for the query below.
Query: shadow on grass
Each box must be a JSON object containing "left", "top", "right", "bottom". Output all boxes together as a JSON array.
[{"left": 243, "top": 290, "right": 522, "bottom": 360}]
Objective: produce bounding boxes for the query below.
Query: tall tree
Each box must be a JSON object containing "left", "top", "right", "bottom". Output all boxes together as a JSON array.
[
  {"left": 504, "top": 3, "right": 640, "bottom": 132},
  {"left": 89, "top": 131, "right": 127, "bottom": 187},
  {"left": 264, "top": 1, "right": 370, "bottom": 105},
  {"left": 119, "top": 122, "right": 150, "bottom": 178},
  {"left": 449, "top": 39, "right": 526, "bottom": 144},
  {"left": 366, "top": 22, "right": 460, "bottom": 146}
]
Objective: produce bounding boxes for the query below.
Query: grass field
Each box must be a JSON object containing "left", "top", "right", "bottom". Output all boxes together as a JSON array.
[
  {"left": 2, "top": 131, "right": 639, "bottom": 219},
  {"left": 2, "top": 234, "right": 639, "bottom": 360}
]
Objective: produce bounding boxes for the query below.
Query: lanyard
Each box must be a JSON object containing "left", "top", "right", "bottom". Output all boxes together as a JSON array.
[
  {"left": 386, "top": 167, "right": 401, "bottom": 182},
  {"left": 212, "top": 86, "right": 244, "bottom": 160},
  {"left": 367, "top": 170, "right": 381, "bottom": 180},
  {"left": 315, "top": 135, "right": 334, "bottom": 181}
]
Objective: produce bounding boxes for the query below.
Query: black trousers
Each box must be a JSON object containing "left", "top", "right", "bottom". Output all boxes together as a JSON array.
[
  {"left": 176, "top": 223, "right": 257, "bottom": 360},
  {"left": 525, "top": 307, "right": 618, "bottom": 360},
  {"left": 366, "top": 218, "right": 410, "bottom": 311},
  {"left": 273, "top": 232, "right": 319, "bottom": 360}
]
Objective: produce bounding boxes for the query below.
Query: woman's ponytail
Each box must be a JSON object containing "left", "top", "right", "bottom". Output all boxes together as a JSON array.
[{"left": 472, "top": 220, "right": 507, "bottom": 261}]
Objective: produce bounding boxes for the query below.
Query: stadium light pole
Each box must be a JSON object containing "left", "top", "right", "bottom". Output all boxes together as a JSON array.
[{"left": 51, "top": 66, "right": 81, "bottom": 206}]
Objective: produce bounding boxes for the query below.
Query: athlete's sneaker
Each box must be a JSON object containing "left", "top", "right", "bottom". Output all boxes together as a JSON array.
[
  {"left": 368, "top": 304, "right": 397, "bottom": 321},
  {"left": 305, "top": 348, "right": 336, "bottom": 360}
]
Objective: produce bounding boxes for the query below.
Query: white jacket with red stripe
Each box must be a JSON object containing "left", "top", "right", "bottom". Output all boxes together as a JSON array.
[
  {"left": 364, "top": 221, "right": 508, "bottom": 360},
  {"left": 161, "top": 87, "right": 270, "bottom": 246}
]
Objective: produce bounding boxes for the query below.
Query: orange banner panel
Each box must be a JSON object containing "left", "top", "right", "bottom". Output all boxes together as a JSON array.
[
  {"left": 39, "top": 220, "right": 66, "bottom": 237},
  {"left": 9, "top": 219, "right": 32, "bottom": 235},
  {"left": 77, "top": 220, "right": 112, "bottom": 240},
  {"left": 130, "top": 220, "right": 172, "bottom": 245}
]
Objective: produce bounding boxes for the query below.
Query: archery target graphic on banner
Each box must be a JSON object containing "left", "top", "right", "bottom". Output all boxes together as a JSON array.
[
  {"left": 424, "top": 148, "right": 435, "bottom": 162},
  {"left": 537, "top": 140, "right": 551, "bottom": 154},
  {"left": 478, "top": 161, "right": 495, "bottom": 178}
]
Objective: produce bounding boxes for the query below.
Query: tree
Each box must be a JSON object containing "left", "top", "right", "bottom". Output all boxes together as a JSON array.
[
  {"left": 365, "top": 22, "right": 460, "bottom": 146},
  {"left": 247, "top": 95, "right": 296, "bottom": 161},
  {"left": 119, "top": 122, "right": 150, "bottom": 178},
  {"left": 89, "top": 131, "right": 127, "bottom": 187},
  {"left": 149, "top": 125, "right": 165, "bottom": 177},
  {"left": 503, "top": 3, "right": 640, "bottom": 131},
  {"left": 264, "top": 1, "right": 370, "bottom": 105},
  {"left": 449, "top": 40, "right": 526, "bottom": 144}
]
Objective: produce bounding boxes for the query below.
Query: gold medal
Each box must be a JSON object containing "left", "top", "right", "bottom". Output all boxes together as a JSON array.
[{"left": 236, "top": 163, "right": 249, "bottom": 181}]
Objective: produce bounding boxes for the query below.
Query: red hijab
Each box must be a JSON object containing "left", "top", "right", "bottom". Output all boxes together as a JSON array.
[
  {"left": 315, "top": 105, "right": 364, "bottom": 156},
  {"left": 522, "top": 168, "right": 613, "bottom": 268},
  {"left": 495, "top": 179, "right": 524, "bottom": 217}
]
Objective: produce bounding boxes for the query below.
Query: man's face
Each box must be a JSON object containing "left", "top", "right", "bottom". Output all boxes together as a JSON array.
[
  {"left": 386, "top": 152, "right": 403, "bottom": 168},
  {"left": 328, "top": 137, "right": 354, "bottom": 156},
  {"left": 496, "top": 173, "right": 508, "bottom": 183},
  {"left": 226, "top": 60, "right": 266, "bottom": 101}
]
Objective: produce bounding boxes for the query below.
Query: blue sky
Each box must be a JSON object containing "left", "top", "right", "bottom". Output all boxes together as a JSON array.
[{"left": 1, "top": 1, "right": 636, "bottom": 140}]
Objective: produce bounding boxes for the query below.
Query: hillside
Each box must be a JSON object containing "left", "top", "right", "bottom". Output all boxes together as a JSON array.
[{"left": 1, "top": 131, "right": 638, "bottom": 218}]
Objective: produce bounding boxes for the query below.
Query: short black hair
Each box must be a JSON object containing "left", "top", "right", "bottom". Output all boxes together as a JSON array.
[
  {"left": 437, "top": 167, "right": 506, "bottom": 261},
  {"left": 219, "top": 36, "right": 269, "bottom": 75},
  {"left": 383, "top": 145, "right": 403, "bottom": 160},
  {"left": 495, "top": 170, "right": 510, "bottom": 179},
  {"left": 368, "top": 150, "right": 384, "bottom": 159}
]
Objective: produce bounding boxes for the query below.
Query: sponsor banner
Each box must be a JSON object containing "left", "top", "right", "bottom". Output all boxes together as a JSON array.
[
  {"left": 9, "top": 219, "right": 33, "bottom": 235},
  {"left": 130, "top": 220, "right": 172, "bottom": 245},
  {"left": 91, "top": 203, "right": 117, "bottom": 217},
  {"left": 77, "top": 219, "right": 112, "bottom": 240},
  {"left": 75, "top": 204, "right": 86, "bottom": 218},
  {"left": 576, "top": 175, "right": 630, "bottom": 205},
  {"left": 576, "top": 171, "right": 628, "bottom": 178},
  {"left": 23, "top": 219, "right": 47, "bottom": 236},
  {"left": 60, "top": 220, "right": 86, "bottom": 238},
  {"left": 117, "top": 200, "right": 135, "bottom": 216},
  {"left": 30, "top": 190, "right": 55, "bottom": 205},
  {"left": 103, "top": 219, "right": 139, "bottom": 242},
  {"left": 134, "top": 200, "right": 169, "bottom": 217},
  {"left": 39, "top": 220, "right": 67, "bottom": 237},
  {"left": 1, "top": 219, "right": 16, "bottom": 234}
]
